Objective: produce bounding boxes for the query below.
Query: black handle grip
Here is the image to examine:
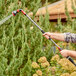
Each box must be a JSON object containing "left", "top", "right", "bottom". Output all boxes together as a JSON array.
[
  {"left": 67, "top": 56, "right": 76, "bottom": 66},
  {"left": 41, "top": 30, "right": 45, "bottom": 33}
]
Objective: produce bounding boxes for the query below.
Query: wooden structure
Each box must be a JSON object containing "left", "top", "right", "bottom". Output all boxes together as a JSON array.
[{"left": 28, "top": 0, "right": 76, "bottom": 22}]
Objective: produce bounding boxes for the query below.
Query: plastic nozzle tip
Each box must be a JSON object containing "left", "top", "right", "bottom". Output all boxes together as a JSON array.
[{"left": 12, "top": 11, "right": 17, "bottom": 16}]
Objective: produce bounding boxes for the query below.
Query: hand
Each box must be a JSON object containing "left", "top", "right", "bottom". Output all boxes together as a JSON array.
[
  {"left": 60, "top": 49, "right": 70, "bottom": 57},
  {"left": 43, "top": 32, "right": 52, "bottom": 39}
]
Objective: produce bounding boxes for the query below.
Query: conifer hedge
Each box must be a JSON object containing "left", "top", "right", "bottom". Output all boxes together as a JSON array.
[{"left": 0, "top": 0, "right": 76, "bottom": 76}]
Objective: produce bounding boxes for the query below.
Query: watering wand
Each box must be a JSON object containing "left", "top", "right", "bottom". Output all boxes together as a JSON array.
[{"left": 12, "top": 9, "right": 76, "bottom": 66}]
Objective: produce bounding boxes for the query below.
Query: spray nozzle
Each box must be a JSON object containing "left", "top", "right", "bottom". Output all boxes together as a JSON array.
[
  {"left": 12, "top": 9, "right": 26, "bottom": 16},
  {"left": 12, "top": 11, "right": 17, "bottom": 16}
]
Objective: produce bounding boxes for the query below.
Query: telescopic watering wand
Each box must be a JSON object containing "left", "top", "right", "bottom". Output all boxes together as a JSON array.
[{"left": 12, "top": 9, "right": 76, "bottom": 66}]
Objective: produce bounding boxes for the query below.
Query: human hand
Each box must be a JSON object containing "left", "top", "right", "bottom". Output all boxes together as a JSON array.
[
  {"left": 43, "top": 32, "right": 52, "bottom": 39},
  {"left": 60, "top": 49, "right": 70, "bottom": 57}
]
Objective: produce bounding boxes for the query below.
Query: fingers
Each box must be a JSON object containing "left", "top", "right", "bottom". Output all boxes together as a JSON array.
[
  {"left": 44, "top": 35, "right": 49, "bottom": 39},
  {"left": 60, "top": 51, "right": 63, "bottom": 55},
  {"left": 43, "top": 33, "right": 47, "bottom": 36},
  {"left": 43, "top": 32, "right": 50, "bottom": 36},
  {"left": 60, "top": 49, "right": 69, "bottom": 57},
  {"left": 43, "top": 32, "right": 50, "bottom": 39}
]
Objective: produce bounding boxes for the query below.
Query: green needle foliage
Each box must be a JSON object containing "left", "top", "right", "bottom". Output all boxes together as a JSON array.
[{"left": 0, "top": 0, "right": 76, "bottom": 76}]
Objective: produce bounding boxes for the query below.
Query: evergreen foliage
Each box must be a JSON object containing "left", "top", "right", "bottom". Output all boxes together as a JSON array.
[{"left": 0, "top": 0, "right": 76, "bottom": 76}]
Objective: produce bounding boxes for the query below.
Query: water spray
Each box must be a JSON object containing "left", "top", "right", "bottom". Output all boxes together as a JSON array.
[{"left": 0, "top": 14, "right": 13, "bottom": 25}]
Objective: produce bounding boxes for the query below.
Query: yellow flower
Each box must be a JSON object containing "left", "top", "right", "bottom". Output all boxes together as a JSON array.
[
  {"left": 60, "top": 73, "right": 70, "bottom": 76},
  {"left": 38, "top": 56, "right": 47, "bottom": 63},
  {"left": 33, "top": 74, "right": 38, "bottom": 76},
  {"left": 71, "top": 72, "right": 76, "bottom": 76},
  {"left": 58, "top": 58, "right": 76, "bottom": 73},
  {"left": 36, "top": 70, "right": 42, "bottom": 76},
  {"left": 51, "top": 54, "right": 60, "bottom": 62},
  {"left": 41, "top": 61, "right": 50, "bottom": 68},
  {"left": 50, "top": 66, "right": 56, "bottom": 75},
  {"left": 32, "top": 62, "right": 40, "bottom": 69}
]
